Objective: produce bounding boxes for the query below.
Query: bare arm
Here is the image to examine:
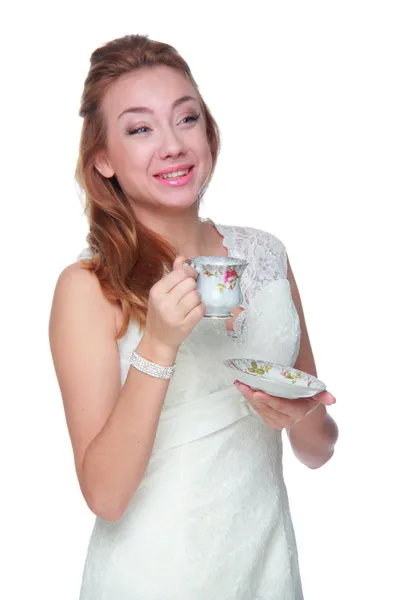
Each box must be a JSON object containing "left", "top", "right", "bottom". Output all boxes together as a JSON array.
[
  {"left": 286, "top": 258, "right": 339, "bottom": 468},
  {"left": 49, "top": 259, "right": 203, "bottom": 522}
]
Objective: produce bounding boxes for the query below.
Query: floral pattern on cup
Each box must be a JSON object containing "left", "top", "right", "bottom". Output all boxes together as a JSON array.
[{"left": 203, "top": 266, "right": 239, "bottom": 294}]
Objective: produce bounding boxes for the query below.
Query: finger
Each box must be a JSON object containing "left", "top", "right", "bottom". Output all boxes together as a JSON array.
[
  {"left": 168, "top": 275, "right": 198, "bottom": 304},
  {"left": 234, "top": 382, "right": 290, "bottom": 411},
  {"left": 235, "top": 382, "right": 321, "bottom": 421},
  {"left": 234, "top": 381, "right": 256, "bottom": 402},
  {"left": 157, "top": 266, "right": 196, "bottom": 294},
  {"left": 177, "top": 289, "right": 202, "bottom": 317},
  {"left": 173, "top": 255, "right": 188, "bottom": 270},
  {"left": 180, "top": 264, "right": 199, "bottom": 281},
  {"left": 173, "top": 256, "right": 199, "bottom": 279},
  {"left": 254, "top": 392, "right": 315, "bottom": 420},
  {"left": 183, "top": 302, "right": 206, "bottom": 327},
  {"left": 236, "top": 381, "right": 336, "bottom": 407},
  {"left": 313, "top": 391, "right": 336, "bottom": 406},
  {"left": 252, "top": 404, "right": 296, "bottom": 431},
  {"left": 234, "top": 383, "right": 298, "bottom": 429}
]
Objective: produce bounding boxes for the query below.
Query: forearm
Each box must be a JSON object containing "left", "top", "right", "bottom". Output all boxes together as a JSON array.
[
  {"left": 81, "top": 335, "right": 177, "bottom": 521},
  {"left": 286, "top": 404, "right": 339, "bottom": 469}
]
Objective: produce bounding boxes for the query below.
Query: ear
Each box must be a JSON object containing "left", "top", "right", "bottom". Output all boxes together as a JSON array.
[{"left": 94, "top": 150, "right": 115, "bottom": 178}]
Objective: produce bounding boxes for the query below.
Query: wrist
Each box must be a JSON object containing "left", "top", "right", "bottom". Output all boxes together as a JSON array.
[{"left": 138, "top": 333, "right": 178, "bottom": 366}]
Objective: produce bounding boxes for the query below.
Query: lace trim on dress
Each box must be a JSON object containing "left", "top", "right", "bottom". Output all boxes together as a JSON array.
[{"left": 201, "top": 218, "right": 288, "bottom": 345}]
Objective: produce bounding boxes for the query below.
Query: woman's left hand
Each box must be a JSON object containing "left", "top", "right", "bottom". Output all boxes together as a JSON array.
[{"left": 234, "top": 380, "right": 336, "bottom": 430}]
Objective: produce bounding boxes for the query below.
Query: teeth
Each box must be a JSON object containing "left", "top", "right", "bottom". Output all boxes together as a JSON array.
[{"left": 160, "top": 168, "right": 190, "bottom": 179}]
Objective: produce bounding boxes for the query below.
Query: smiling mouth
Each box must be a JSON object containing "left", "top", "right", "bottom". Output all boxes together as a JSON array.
[{"left": 155, "top": 166, "right": 194, "bottom": 180}]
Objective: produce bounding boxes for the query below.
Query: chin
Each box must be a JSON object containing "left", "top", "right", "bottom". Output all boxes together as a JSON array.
[
  {"left": 151, "top": 184, "right": 201, "bottom": 209},
  {"left": 157, "top": 193, "right": 199, "bottom": 211}
]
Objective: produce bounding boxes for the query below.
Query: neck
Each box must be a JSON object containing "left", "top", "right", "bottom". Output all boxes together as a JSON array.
[{"left": 133, "top": 203, "right": 211, "bottom": 257}]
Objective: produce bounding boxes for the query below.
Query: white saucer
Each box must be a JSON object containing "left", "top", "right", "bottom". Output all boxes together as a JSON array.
[{"left": 223, "top": 358, "right": 326, "bottom": 399}]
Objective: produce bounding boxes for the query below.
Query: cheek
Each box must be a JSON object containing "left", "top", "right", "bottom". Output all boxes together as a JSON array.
[
  {"left": 192, "top": 123, "right": 212, "bottom": 168},
  {"left": 109, "top": 140, "right": 149, "bottom": 185},
  {"left": 204, "top": 146, "right": 213, "bottom": 171},
  {"left": 198, "top": 137, "right": 213, "bottom": 174}
]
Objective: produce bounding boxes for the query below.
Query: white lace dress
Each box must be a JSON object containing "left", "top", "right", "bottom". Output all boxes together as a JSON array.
[{"left": 78, "top": 221, "right": 303, "bottom": 600}]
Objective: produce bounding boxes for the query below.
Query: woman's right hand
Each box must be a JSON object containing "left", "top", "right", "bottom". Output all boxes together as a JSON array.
[{"left": 143, "top": 256, "right": 206, "bottom": 352}]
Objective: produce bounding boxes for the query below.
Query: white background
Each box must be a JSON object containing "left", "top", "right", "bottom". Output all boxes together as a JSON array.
[{"left": 2, "top": 1, "right": 399, "bottom": 598}]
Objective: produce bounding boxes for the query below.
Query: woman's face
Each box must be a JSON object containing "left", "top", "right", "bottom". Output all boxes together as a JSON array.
[{"left": 97, "top": 65, "right": 213, "bottom": 213}]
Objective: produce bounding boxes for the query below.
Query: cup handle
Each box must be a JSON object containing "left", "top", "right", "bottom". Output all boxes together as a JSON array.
[{"left": 183, "top": 258, "right": 201, "bottom": 273}]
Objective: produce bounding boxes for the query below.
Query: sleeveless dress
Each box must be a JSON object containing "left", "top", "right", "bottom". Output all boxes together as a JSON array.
[{"left": 77, "top": 221, "right": 303, "bottom": 600}]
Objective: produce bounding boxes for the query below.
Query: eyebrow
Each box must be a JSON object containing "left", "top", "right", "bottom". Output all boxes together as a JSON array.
[{"left": 118, "top": 95, "right": 199, "bottom": 120}]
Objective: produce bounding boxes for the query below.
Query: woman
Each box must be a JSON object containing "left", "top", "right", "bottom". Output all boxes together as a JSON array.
[{"left": 49, "top": 34, "right": 338, "bottom": 600}]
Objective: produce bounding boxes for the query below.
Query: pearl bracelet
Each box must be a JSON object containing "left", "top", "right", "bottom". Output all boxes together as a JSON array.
[{"left": 130, "top": 350, "right": 176, "bottom": 380}]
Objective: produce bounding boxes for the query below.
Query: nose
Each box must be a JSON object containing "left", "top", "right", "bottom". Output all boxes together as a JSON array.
[{"left": 157, "top": 126, "right": 186, "bottom": 160}]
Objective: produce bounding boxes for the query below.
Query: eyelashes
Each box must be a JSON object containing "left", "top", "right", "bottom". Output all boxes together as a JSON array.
[
  {"left": 126, "top": 126, "right": 148, "bottom": 136},
  {"left": 126, "top": 113, "right": 201, "bottom": 136}
]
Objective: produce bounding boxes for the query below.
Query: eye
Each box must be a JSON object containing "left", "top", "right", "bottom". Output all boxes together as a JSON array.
[
  {"left": 179, "top": 113, "right": 200, "bottom": 125},
  {"left": 126, "top": 125, "right": 150, "bottom": 136}
]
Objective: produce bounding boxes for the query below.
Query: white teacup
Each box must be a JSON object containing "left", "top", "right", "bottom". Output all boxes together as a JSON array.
[{"left": 185, "top": 256, "right": 248, "bottom": 318}]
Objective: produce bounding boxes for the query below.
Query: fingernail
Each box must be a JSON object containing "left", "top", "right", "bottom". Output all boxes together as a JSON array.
[{"left": 319, "top": 391, "right": 336, "bottom": 405}]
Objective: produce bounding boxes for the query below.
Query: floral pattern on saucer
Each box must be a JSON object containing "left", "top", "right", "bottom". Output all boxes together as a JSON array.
[
  {"left": 280, "top": 368, "right": 313, "bottom": 386},
  {"left": 223, "top": 358, "right": 326, "bottom": 399},
  {"left": 247, "top": 360, "right": 273, "bottom": 375}
]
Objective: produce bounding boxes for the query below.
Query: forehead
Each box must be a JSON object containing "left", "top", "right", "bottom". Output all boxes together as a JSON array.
[{"left": 102, "top": 65, "right": 199, "bottom": 117}]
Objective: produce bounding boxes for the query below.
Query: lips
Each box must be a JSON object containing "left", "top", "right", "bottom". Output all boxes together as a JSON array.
[
  {"left": 153, "top": 165, "right": 195, "bottom": 187},
  {"left": 154, "top": 164, "right": 194, "bottom": 177}
]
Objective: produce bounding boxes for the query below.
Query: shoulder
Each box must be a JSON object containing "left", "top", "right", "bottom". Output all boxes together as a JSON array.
[
  {"left": 50, "top": 258, "right": 117, "bottom": 335},
  {"left": 55, "top": 247, "right": 98, "bottom": 298},
  {"left": 54, "top": 259, "right": 98, "bottom": 298}
]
